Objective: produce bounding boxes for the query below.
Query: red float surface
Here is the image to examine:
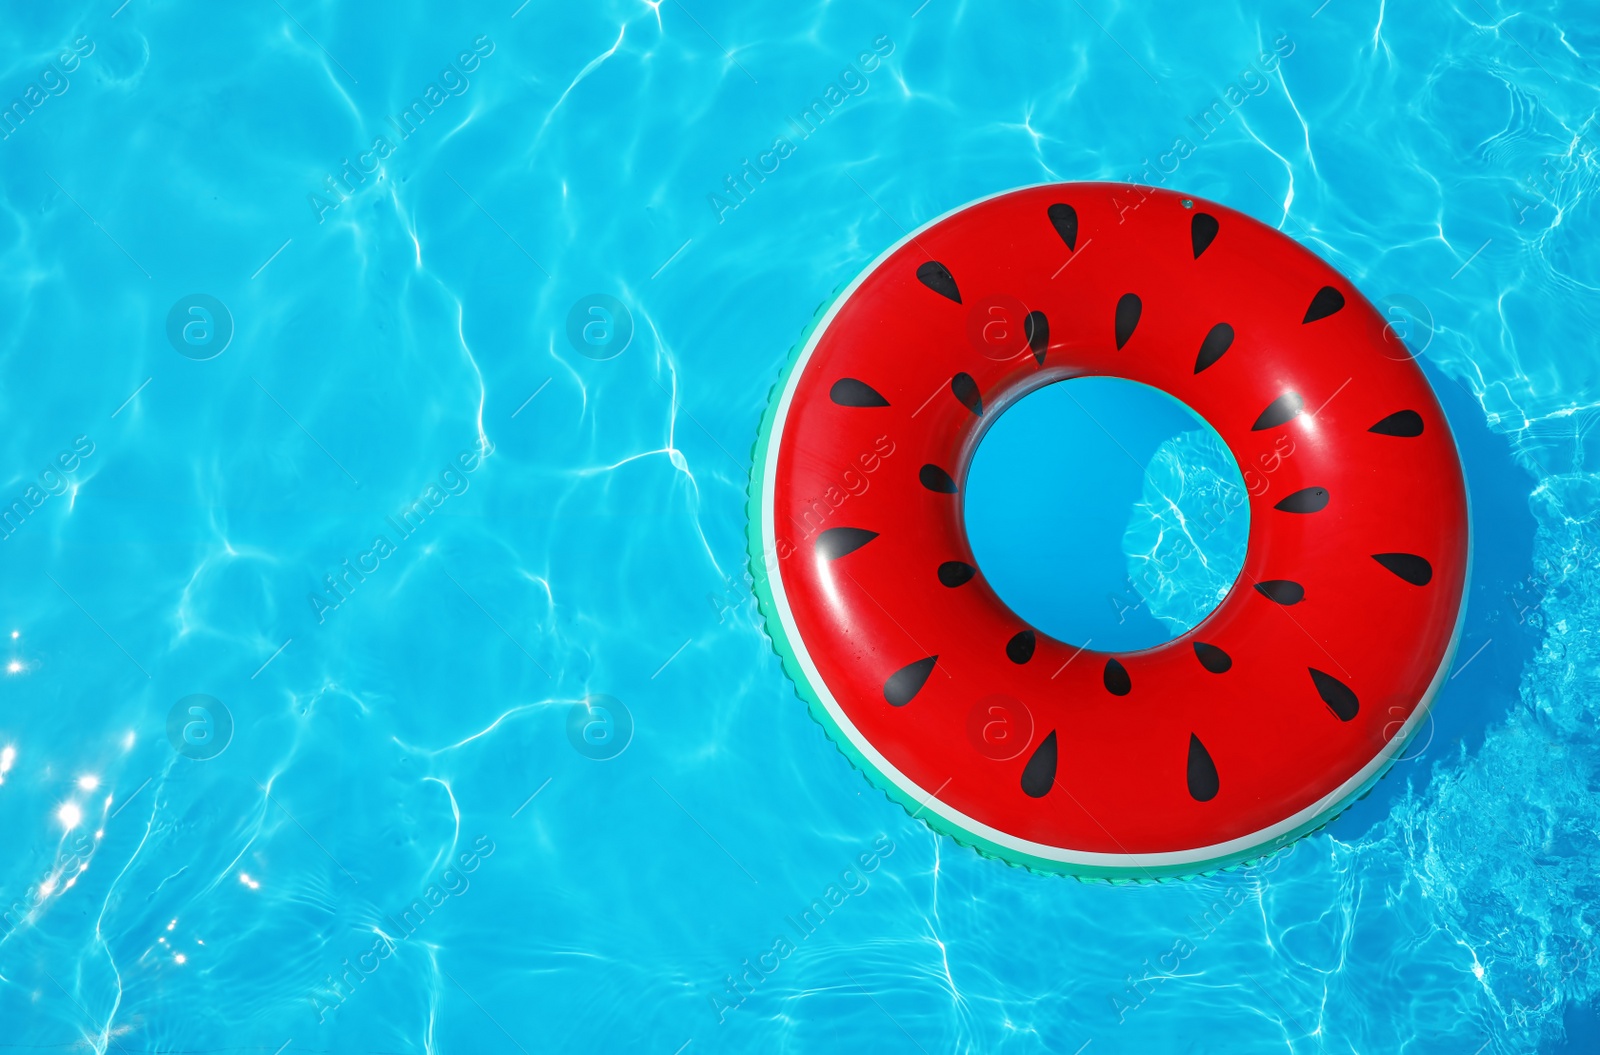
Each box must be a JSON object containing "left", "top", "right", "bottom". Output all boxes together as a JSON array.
[{"left": 766, "top": 183, "right": 1469, "bottom": 857}]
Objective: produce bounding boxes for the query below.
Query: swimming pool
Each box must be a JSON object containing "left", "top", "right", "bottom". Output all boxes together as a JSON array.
[{"left": 0, "top": 0, "right": 1595, "bottom": 1051}]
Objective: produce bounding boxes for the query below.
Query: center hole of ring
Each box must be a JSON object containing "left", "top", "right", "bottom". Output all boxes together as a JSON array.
[{"left": 963, "top": 376, "right": 1250, "bottom": 652}]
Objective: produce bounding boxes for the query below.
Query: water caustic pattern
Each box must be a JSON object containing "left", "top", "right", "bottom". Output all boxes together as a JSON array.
[
  {"left": 0, "top": 0, "right": 1593, "bottom": 1051},
  {"left": 1125, "top": 429, "right": 1252, "bottom": 636}
]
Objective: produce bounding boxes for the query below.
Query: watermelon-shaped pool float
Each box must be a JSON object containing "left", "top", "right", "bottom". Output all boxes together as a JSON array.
[{"left": 747, "top": 183, "right": 1470, "bottom": 879}]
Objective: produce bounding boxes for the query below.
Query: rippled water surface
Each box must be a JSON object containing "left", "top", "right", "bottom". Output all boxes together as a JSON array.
[
  {"left": 1, "top": 0, "right": 1597, "bottom": 1051},
  {"left": 1125, "top": 428, "right": 1250, "bottom": 637}
]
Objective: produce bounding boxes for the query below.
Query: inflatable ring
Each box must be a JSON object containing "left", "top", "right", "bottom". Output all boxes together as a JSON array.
[{"left": 748, "top": 183, "right": 1469, "bottom": 880}]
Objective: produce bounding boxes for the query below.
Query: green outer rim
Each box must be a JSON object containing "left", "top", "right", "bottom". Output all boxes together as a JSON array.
[{"left": 744, "top": 277, "right": 1451, "bottom": 883}]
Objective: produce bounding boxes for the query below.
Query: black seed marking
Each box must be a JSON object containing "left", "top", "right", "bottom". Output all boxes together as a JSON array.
[
  {"left": 1115, "top": 293, "right": 1142, "bottom": 349},
  {"left": 919, "top": 464, "right": 958, "bottom": 494},
  {"left": 829, "top": 378, "right": 889, "bottom": 407},
  {"left": 883, "top": 656, "right": 938, "bottom": 707},
  {"left": 1308, "top": 668, "right": 1359, "bottom": 721},
  {"left": 938, "top": 561, "right": 976, "bottom": 588},
  {"left": 1025, "top": 310, "right": 1049, "bottom": 364},
  {"left": 1252, "top": 392, "right": 1304, "bottom": 431},
  {"left": 1303, "top": 285, "right": 1346, "bottom": 324},
  {"left": 1193, "top": 642, "right": 1232, "bottom": 673},
  {"left": 1373, "top": 552, "right": 1433, "bottom": 586},
  {"left": 1275, "top": 487, "right": 1330, "bottom": 514},
  {"left": 1191, "top": 213, "right": 1220, "bottom": 258},
  {"left": 1369, "top": 409, "right": 1425, "bottom": 436},
  {"left": 917, "top": 261, "right": 961, "bottom": 303},
  {"left": 1103, "top": 658, "right": 1131, "bottom": 696},
  {"left": 815, "top": 527, "right": 878, "bottom": 561},
  {"left": 1021, "top": 730, "right": 1058, "bottom": 798},
  {"left": 1047, "top": 203, "right": 1078, "bottom": 250},
  {"left": 1255, "top": 580, "right": 1305, "bottom": 605},
  {"left": 1194, "top": 322, "right": 1234, "bottom": 373},
  {"left": 951, "top": 372, "right": 983, "bottom": 416},
  {"left": 1006, "top": 630, "right": 1036, "bottom": 665},
  {"left": 1187, "top": 734, "right": 1219, "bottom": 801}
]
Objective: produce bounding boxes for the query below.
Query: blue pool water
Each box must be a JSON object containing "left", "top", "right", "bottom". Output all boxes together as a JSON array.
[
  {"left": 966, "top": 377, "right": 1250, "bottom": 651},
  {"left": 1, "top": 1, "right": 1597, "bottom": 1051},
  {"left": 1124, "top": 426, "right": 1252, "bottom": 640}
]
